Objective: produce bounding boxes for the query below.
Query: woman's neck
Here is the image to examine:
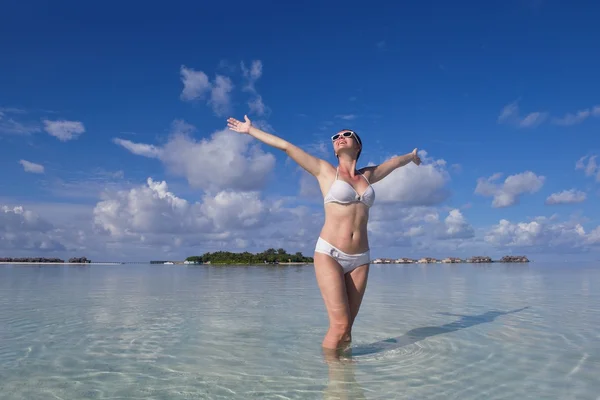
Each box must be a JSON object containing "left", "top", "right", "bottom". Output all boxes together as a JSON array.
[{"left": 337, "top": 156, "right": 357, "bottom": 176}]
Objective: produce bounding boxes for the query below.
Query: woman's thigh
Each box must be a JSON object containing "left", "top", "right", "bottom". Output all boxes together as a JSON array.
[
  {"left": 313, "top": 252, "right": 351, "bottom": 326},
  {"left": 345, "top": 263, "right": 370, "bottom": 324}
]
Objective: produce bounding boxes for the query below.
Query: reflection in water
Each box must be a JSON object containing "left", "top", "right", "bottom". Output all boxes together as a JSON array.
[
  {"left": 348, "top": 307, "right": 530, "bottom": 357},
  {"left": 320, "top": 307, "right": 529, "bottom": 399},
  {"left": 322, "top": 348, "right": 366, "bottom": 400}
]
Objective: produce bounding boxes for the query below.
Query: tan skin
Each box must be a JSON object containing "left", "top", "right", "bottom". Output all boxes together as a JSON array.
[{"left": 227, "top": 115, "right": 421, "bottom": 356}]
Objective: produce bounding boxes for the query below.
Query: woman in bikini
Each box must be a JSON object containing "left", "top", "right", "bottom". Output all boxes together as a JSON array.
[{"left": 227, "top": 115, "right": 421, "bottom": 355}]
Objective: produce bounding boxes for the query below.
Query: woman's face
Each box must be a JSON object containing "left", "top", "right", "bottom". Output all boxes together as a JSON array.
[{"left": 332, "top": 130, "right": 360, "bottom": 157}]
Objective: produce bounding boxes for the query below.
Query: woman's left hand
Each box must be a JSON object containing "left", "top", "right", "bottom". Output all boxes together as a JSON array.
[{"left": 412, "top": 148, "right": 421, "bottom": 165}]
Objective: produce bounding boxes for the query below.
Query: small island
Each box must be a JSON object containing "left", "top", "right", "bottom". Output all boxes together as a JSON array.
[
  {"left": 165, "top": 248, "right": 315, "bottom": 265},
  {"left": 0, "top": 257, "right": 92, "bottom": 264}
]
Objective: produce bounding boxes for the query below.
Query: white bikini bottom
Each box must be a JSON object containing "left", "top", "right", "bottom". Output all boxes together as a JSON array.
[{"left": 314, "top": 237, "right": 371, "bottom": 274}]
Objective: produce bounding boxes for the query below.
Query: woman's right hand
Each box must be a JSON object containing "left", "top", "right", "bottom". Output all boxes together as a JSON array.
[{"left": 227, "top": 115, "right": 252, "bottom": 134}]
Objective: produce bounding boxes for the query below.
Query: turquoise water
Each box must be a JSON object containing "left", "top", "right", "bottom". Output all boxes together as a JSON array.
[{"left": 0, "top": 262, "right": 599, "bottom": 399}]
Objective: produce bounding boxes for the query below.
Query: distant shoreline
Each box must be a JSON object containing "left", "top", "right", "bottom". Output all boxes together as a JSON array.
[
  {"left": 0, "top": 261, "right": 531, "bottom": 266},
  {"left": 201, "top": 262, "right": 311, "bottom": 265},
  {"left": 0, "top": 262, "right": 120, "bottom": 265}
]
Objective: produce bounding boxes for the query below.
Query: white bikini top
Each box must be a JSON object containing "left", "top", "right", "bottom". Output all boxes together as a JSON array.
[{"left": 324, "top": 168, "right": 375, "bottom": 208}]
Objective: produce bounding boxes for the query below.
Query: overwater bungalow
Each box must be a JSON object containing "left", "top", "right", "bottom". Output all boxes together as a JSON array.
[
  {"left": 500, "top": 255, "right": 529, "bottom": 263},
  {"left": 467, "top": 256, "right": 493, "bottom": 263},
  {"left": 442, "top": 257, "right": 463, "bottom": 263}
]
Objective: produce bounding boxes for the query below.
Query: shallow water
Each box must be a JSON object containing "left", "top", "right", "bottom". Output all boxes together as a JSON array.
[{"left": 0, "top": 261, "right": 599, "bottom": 399}]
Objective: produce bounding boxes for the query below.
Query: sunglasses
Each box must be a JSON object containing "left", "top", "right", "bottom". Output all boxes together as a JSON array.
[{"left": 331, "top": 131, "right": 356, "bottom": 142}]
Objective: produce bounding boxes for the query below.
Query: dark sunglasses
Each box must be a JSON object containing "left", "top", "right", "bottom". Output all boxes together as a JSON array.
[{"left": 331, "top": 131, "right": 356, "bottom": 142}]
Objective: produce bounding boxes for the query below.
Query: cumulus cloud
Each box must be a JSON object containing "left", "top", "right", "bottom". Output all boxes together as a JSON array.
[
  {"left": 43, "top": 120, "right": 85, "bottom": 141},
  {"left": 475, "top": 171, "right": 545, "bottom": 207},
  {"left": 442, "top": 209, "right": 475, "bottom": 239},
  {"left": 199, "top": 190, "right": 269, "bottom": 231},
  {"left": 180, "top": 65, "right": 234, "bottom": 117},
  {"left": 361, "top": 205, "right": 477, "bottom": 259},
  {"left": 545, "top": 189, "right": 586, "bottom": 205},
  {"left": 0, "top": 205, "right": 65, "bottom": 251},
  {"left": 93, "top": 178, "right": 210, "bottom": 237},
  {"left": 92, "top": 177, "right": 323, "bottom": 255},
  {"left": 484, "top": 216, "right": 597, "bottom": 252},
  {"left": 113, "top": 120, "right": 276, "bottom": 192},
  {"left": 180, "top": 66, "right": 211, "bottom": 101},
  {"left": 19, "top": 159, "right": 44, "bottom": 174},
  {"left": 576, "top": 155, "right": 600, "bottom": 182},
  {"left": 498, "top": 101, "right": 547, "bottom": 128},
  {"left": 372, "top": 150, "right": 451, "bottom": 206}
]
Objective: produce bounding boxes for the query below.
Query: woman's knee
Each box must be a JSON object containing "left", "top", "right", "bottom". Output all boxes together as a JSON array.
[{"left": 329, "top": 319, "right": 350, "bottom": 336}]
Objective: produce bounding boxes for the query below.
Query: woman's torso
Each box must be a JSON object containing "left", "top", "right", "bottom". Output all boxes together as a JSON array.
[{"left": 317, "top": 167, "right": 375, "bottom": 254}]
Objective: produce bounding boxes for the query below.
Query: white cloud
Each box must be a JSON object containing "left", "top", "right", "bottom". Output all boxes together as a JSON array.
[
  {"left": 209, "top": 75, "right": 234, "bottom": 117},
  {"left": 587, "top": 226, "right": 600, "bottom": 245},
  {"left": 43, "top": 119, "right": 85, "bottom": 141},
  {"left": 113, "top": 120, "right": 276, "bottom": 192},
  {"left": 199, "top": 190, "right": 269, "bottom": 231},
  {"left": 367, "top": 206, "right": 475, "bottom": 254},
  {"left": 241, "top": 60, "right": 262, "bottom": 91},
  {"left": 545, "top": 189, "right": 586, "bottom": 205},
  {"left": 576, "top": 155, "right": 600, "bottom": 182},
  {"left": 248, "top": 96, "right": 267, "bottom": 116},
  {"left": 92, "top": 177, "right": 324, "bottom": 256},
  {"left": 442, "top": 209, "right": 475, "bottom": 239},
  {"left": 0, "top": 107, "right": 26, "bottom": 114},
  {"left": 0, "top": 205, "right": 65, "bottom": 252},
  {"left": 497, "top": 101, "right": 548, "bottom": 128},
  {"left": 93, "top": 178, "right": 210, "bottom": 238},
  {"left": 499, "top": 101, "right": 600, "bottom": 128},
  {"left": 179, "top": 65, "right": 234, "bottom": 117},
  {"left": 497, "top": 102, "right": 519, "bottom": 123},
  {"left": 484, "top": 216, "right": 595, "bottom": 252},
  {"left": 241, "top": 60, "right": 270, "bottom": 117},
  {"left": 553, "top": 109, "right": 591, "bottom": 126},
  {"left": 552, "top": 105, "right": 600, "bottom": 126},
  {"left": 335, "top": 114, "right": 357, "bottom": 120},
  {"left": 0, "top": 113, "right": 41, "bottom": 135},
  {"left": 519, "top": 112, "right": 548, "bottom": 128},
  {"left": 372, "top": 150, "right": 451, "bottom": 206},
  {"left": 112, "top": 138, "right": 162, "bottom": 158},
  {"left": 179, "top": 66, "right": 211, "bottom": 101},
  {"left": 475, "top": 171, "right": 545, "bottom": 207},
  {"left": 19, "top": 160, "right": 44, "bottom": 174}
]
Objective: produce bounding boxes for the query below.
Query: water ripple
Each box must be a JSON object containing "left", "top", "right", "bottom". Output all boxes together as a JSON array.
[{"left": 0, "top": 262, "right": 599, "bottom": 399}]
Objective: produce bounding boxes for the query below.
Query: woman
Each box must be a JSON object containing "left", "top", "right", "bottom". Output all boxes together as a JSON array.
[{"left": 227, "top": 115, "right": 421, "bottom": 354}]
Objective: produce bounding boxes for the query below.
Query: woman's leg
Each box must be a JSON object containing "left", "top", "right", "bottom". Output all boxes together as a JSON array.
[
  {"left": 344, "top": 263, "right": 370, "bottom": 342},
  {"left": 314, "top": 252, "right": 352, "bottom": 351}
]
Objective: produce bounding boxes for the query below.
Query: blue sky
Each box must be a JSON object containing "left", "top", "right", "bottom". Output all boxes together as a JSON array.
[{"left": 1, "top": 0, "right": 600, "bottom": 261}]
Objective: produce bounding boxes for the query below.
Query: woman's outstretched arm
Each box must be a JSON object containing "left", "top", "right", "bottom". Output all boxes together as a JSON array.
[
  {"left": 361, "top": 148, "right": 421, "bottom": 184},
  {"left": 227, "top": 115, "right": 328, "bottom": 178}
]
